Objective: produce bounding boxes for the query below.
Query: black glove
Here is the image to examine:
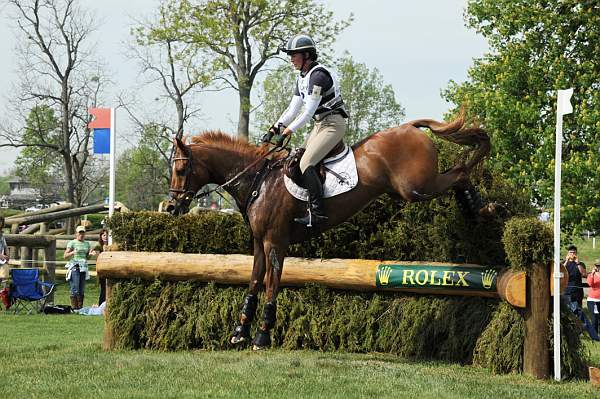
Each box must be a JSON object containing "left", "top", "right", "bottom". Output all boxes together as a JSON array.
[
  {"left": 274, "top": 133, "right": 287, "bottom": 148},
  {"left": 261, "top": 124, "right": 281, "bottom": 143},
  {"left": 260, "top": 131, "right": 274, "bottom": 144}
]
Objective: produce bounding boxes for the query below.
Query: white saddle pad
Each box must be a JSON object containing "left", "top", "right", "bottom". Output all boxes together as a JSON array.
[{"left": 284, "top": 145, "right": 358, "bottom": 201}]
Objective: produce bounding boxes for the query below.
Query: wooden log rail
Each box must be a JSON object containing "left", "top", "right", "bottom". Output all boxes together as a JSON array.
[
  {"left": 5, "top": 203, "right": 110, "bottom": 226},
  {"left": 98, "top": 252, "right": 530, "bottom": 307}
]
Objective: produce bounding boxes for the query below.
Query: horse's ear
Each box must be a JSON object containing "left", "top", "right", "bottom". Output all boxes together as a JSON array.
[{"left": 174, "top": 137, "right": 186, "bottom": 150}]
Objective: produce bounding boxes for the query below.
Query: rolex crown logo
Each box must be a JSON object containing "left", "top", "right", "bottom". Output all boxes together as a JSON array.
[
  {"left": 379, "top": 266, "right": 392, "bottom": 285},
  {"left": 481, "top": 269, "right": 497, "bottom": 289}
]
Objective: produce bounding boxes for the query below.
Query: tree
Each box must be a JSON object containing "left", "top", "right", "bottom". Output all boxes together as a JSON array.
[
  {"left": 0, "top": 176, "right": 9, "bottom": 196},
  {"left": 255, "top": 63, "right": 308, "bottom": 146},
  {"left": 129, "top": 5, "right": 214, "bottom": 141},
  {"left": 337, "top": 53, "right": 405, "bottom": 144},
  {"left": 123, "top": 6, "right": 215, "bottom": 186},
  {"left": 115, "top": 123, "right": 170, "bottom": 210},
  {"left": 0, "top": 0, "right": 110, "bottom": 209},
  {"left": 14, "top": 105, "right": 62, "bottom": 202},
  {"left": 443, "top": 0, "right": 600, "bottom": 233},
  {"left": 255, "top": 53, "right": 405, "bottom": 146},
  {"left": 148, "top": 0, "right": 351, "bottom": 139}
]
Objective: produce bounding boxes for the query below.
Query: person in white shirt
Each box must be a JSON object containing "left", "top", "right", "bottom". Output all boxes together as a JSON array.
[{"left": 265, "top": 34, "right": 348, "bottom": 227}]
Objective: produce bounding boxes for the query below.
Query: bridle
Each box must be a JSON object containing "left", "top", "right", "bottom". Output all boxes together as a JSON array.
[
  {"left": 168, "top": 136, "right": 291, "bottom": 209},
  {"left": 169, "top": 143, "right": 196, "bottom": 203}
]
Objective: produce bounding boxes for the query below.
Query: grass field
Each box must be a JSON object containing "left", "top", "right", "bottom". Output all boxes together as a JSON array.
[{"left": 1, "top": 274, "right": 600, "bottom": 398}]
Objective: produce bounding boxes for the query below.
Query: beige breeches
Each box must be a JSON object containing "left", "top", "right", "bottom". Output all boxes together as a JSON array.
[{"left": 299, "top": 113, "right": 347, "bottom": 173}]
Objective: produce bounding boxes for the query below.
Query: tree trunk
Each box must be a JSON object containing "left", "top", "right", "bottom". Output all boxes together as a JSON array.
[
  {"left": 61, "top": 78, "right": 77, "bottom": 234},
  {"left": 237, "top": 82, "right": 251, "bottom": 139},
  {"left": 176, "top": 97, "right": 185, "bottom": 139}
]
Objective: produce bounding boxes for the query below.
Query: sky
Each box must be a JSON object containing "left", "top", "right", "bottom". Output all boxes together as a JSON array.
[{"left": 0, "top": 0, "right": 489, "bottom": 175}]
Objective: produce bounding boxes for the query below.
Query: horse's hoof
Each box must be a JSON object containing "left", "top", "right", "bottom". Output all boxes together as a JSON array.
[
  {"left": 230, "top": 335, "right": 247, "bottom": 345},
  {"left": 230, "top": 323, "right": 251, "bottom": 345},
  {"left": 251, "top": 329, "right": 271, "bottom": 350}
]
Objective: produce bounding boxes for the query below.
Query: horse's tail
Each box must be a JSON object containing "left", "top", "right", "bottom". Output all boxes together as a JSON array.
[{"left": 408, "top": 116, "right": 490, "bottom": 170}]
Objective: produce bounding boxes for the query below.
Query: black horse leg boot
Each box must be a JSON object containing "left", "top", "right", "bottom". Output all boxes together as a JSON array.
[{"left": 294, "top": 165, "right": 328, "bottom": 227}]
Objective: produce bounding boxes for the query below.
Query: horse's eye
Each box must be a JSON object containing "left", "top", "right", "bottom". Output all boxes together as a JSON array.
[{"left": 175, "top": 167, "right": 186, "bottom": 177}]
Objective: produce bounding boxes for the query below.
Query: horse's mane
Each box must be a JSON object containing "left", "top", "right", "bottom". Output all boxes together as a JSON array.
[{"left": 189, "top": 130, "right": 273, "bottom": 159}]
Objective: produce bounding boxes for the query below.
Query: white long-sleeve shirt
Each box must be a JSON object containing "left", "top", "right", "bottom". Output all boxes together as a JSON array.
[{"left": 276, "top": 62, "right": 342, "bottom": 132}]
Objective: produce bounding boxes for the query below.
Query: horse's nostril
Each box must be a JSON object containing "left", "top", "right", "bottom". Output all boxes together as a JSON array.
[{"left": 165, "top": 204, "right": 175, "bottom": 212}]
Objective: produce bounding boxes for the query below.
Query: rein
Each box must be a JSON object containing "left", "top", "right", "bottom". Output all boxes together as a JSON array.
[{"left": 192, "top": 136, "right": 291, "bottom": 201}]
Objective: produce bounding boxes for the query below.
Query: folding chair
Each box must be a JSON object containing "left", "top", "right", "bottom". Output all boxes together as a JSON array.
[{"left": 9, "top": 268, "right": 55, "bottom": 314}]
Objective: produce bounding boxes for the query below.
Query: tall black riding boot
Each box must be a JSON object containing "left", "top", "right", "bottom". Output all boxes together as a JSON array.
[{"left": 294, "top": 165, "right": 328, "bottom": 227}]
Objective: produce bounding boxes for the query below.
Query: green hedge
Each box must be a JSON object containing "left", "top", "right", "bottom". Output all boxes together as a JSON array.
[
  {"left": 104, "top": 170, "right": 588, "bottom": 379},
  {"left": 502, "top": 217, "right": 554, "bottom": 272},
  {"left": 107, "top": 210, "right": 250, "bottom": 254},
  {"left": 109, "top": 280, "right": 496, "bottom": 364}
]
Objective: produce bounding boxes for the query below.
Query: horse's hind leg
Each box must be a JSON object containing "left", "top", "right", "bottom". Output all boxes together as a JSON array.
[
  {"left": 398, "top": 165, "right": 468, "bottom": 202},
  {"left": 252, "top": 241, "right": 286, "bottom": 351},
  {"left": 453, "top": 182, "right": 485, "bottom": 218},
  {"left": 231, "top": 238, "right": 265, "bottom": 345},
  {"left": 418, "top": 167, "right": 485, "bottom": 217}
]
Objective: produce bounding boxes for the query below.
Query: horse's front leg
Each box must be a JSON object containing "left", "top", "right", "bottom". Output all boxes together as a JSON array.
[
  {"left": 252, "top": 240, "right": 287, "bottom": 351},
  {"left": 230, "top": 238, "right": 265, "bottom": 345}
]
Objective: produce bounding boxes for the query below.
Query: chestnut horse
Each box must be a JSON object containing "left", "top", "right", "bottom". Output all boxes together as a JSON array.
[{"left": 167, "top": 116, "right": 489, "bottom": 350}]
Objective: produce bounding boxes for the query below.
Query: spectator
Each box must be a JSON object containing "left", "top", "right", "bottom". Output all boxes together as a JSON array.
[
  {"left": 0, "top": 216, "right": 9, "bottom": 286},
  {"left": 95, "top": 229, "right": 109, "bottom": 305},
  {"left": 64, "top": 226, "right": 97, "bottom": 310},
  {"left": 587, "top": 259, "right": 600, "bottom": 336},
  {"left": 564, "top": 245, "right": 587, "bottom": 308},
  {"left": 0, "top": 216, "right": 9, "bottom": 265}
]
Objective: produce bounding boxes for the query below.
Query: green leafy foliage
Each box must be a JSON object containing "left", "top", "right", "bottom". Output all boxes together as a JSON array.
[
  {"left": 15, "top": 105, "right": 63, "bottom": 199},
  {"left": 473, "top": 301, "right": 589, "bottom": 379},
  {"left": 502, "top": 217, "right": 553, "bottom": 272},
  {"left": 115, "top": 124, "right": 171, "bottom": 210},
  {"left": 444, "top": 0, "right": 600, "bottom": 233},
  {"left": 109, "top": 279, "right": 496, "bottom": 364},
  {"left": 473, "top": 302, "right": 524, "bottom": 374},
  {"left": 0, "top": 175, "right": 10, "bottom": 195}
]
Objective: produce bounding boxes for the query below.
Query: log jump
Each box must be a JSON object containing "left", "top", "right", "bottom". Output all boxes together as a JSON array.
[
  {"left": 98, "top": 251, "right": 568, "bottom": 379},
  {"left": 97, "top": 251, "right": 530, "bottom": 307}
]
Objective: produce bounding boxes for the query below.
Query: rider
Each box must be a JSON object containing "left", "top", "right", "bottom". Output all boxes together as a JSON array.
[{"left": 265, "top": 33, "right": 348, "bottom": 227}]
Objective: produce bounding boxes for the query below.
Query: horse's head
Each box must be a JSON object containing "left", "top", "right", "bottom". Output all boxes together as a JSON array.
[{"left": 166, "top": 137, "right": 209, "bottom": 215}]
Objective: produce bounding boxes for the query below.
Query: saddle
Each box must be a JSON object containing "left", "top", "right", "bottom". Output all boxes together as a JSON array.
[{"left": 283, "top": 141, "right": 346, "bottom": 188}]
